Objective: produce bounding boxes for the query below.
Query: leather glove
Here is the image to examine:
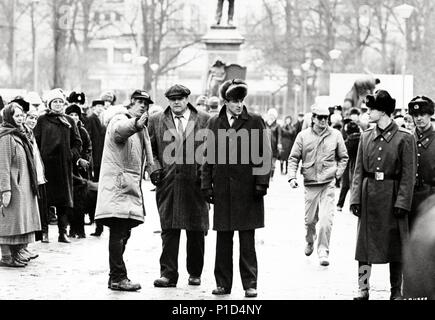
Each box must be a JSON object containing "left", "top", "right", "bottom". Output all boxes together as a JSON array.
[
  {"left": 289, "top": 179, "right": 299, "bottom": 189},
  {"left": 78, "top": 158, "right": 90, "bottom": 170},
  {"left": 202, "top": 188, "right": 214, "bottom": 204},
  {"left": 350, "top": 204, "right": 361, "bottom": 218},
  {"left": 150, "top": 170, "right": 163, "bottom": 186},
  {"left": 1, "top": 191, "right": 11, "bottom": 208},
  {"left": 394, "top": 207, "right": 409, "bottom": 218},
  {"left": 254, "top": 185, "right": 268, "bottom": 198}
]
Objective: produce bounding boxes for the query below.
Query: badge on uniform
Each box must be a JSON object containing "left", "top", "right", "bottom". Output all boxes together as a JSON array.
[{"left": 375, "top": 172, "right": 384, "bottom": 181}]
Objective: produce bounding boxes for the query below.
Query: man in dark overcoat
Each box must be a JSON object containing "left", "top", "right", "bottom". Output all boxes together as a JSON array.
[
  {"left": 148, "top": 84, "right": 210, "bottom": 288},
  {"left": 350, "top": 90, "right": 417, "bottom": 300},
  {"left": 201, "top": 79, "right": 272, "bottom": 298}
]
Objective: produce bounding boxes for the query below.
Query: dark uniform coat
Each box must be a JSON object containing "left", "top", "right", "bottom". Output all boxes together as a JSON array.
[
  {"left": 34, "top": 113, "right": 82, "bottom": 208},
  {"left": 201, "top": 106, "right": 272, "bottom": 231},
  {"left": 411, "top": 124, "right": 435, "bottom": 220},
  {"left": 148, "top": 104, "right": 210, "bottom": 231},
  {"left": 350, "top": 121, "right": 417, "bottom": 263},
  {"left": 83, "top": 113, "right": 105, "bottom": 181}
]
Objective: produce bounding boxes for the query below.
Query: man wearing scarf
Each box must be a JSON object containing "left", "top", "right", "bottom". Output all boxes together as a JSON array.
[
  {"left": 0, "top": 103, "right": 41, "bottom": 267},
  {"left": 34, "top": 89, "right": 82, "bottom": 243}
]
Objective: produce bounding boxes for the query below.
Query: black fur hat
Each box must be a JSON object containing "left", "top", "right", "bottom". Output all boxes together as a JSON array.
[
  {"left": 365, "top": 90, "right": 396, "bottom": 116},
  {"left": 220, "top": 79, "right": 248, "bottom": 101},
  {"left": 68, "top": 91, "right": 86, "bottom": 105},
  {"left": 408, "top": 96, "right": 435, "bottom": 116},
  {"left": 65, "top": 104, "right": 82, "bottom": 118},
  {"left": 10, "top": 96, "right": 30, "bottom": 113}
]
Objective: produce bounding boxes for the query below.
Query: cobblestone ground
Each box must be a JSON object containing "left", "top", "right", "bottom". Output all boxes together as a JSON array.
[{"left": 0, "top": 171, "right": 391, "bottom": 300}]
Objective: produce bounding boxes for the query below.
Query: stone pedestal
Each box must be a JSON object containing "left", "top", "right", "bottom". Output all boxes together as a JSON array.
[{"left": 201, "top": 25, "right": 246, "bottom": 95}]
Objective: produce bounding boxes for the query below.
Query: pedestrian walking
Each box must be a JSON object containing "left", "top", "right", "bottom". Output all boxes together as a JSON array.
[
  {"left": 94, "top": 90, "right": 154, "bottom": 292},
  {"left": 265, "top": 108, "right": 282, "bottom": 180},
  {"left": 350, "top": 90, "right": 417, "bottom": 300},
  {"left": 148, "top": 84, "right": 210, "bottom": 288},
  {"left": 201, "top": 79, "right": 272, "bottom": 298},
  {"left": 34, "top": 89, "right": 82, "bottom": 244},
  {"left": 288, "top": 103, "right": 348, "bottom": 266},
  {"left": 279, "top": 115, "right": 297, "bottom": 175},
  {"left": 0, "top": 103, "right": 41, "bottom": 267}
]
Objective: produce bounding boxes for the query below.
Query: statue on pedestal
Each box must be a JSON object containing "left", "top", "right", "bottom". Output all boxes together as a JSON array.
[
  {"left": 206, "top": 60, "right": 227, "bottom": 98},
  {"left": 215, "top": 0, "right": 235, "bottom": 26}
]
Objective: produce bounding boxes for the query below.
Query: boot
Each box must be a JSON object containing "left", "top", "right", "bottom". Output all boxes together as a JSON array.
[
  {"left": 58, "top": 211, "right": 71, "bottom": 243},
  {"left": 354, "top": 263, "right": 371, "bottom": 300},
  {"left": 390, "top": 262, "right": 403, "bottom": 300},
  {"left": 91, "top": 222, "right": 103, "bottom": 237}
]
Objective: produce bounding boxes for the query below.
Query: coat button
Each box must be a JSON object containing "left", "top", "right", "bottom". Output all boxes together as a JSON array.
[
  {"left": 376, "top": 167, "right": 380, "bottom": 170},
  {"left": 378, "top": 157, "right": 381, "bottom": 161},
  {"left": 418, "top": 144, "right": 422, "bottom": 147},
  {"left": 379, "top": 147, "right": 382, "bottom": 151},
  {"left": 381, "top": 138, "right": 384, "bottom": 141}
]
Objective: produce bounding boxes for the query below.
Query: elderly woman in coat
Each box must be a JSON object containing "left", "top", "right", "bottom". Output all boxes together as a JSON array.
[
  {"left": 350, "top": 90, "right": 417, "bottom": 300},
  {"left": 34, "top": 89, "right": 82, "bottom": 243},
  {"left": 95, "top": 90, "right": 154, "bottom": 292},
  {"left": 0, "top": 103, "right": 41, "bottom": 268}
]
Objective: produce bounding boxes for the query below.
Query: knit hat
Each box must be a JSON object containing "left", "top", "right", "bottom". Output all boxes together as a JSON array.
[
  {"left": 100, "top": 91, "right": 116, "bottom": 104},
  {"left": 44, "top": 89, "right": 66, "bottom": 109},
  {"left": 65, "top": 104, "right": 82, "bottom": 118}
]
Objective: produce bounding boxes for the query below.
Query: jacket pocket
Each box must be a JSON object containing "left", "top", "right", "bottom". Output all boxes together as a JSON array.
[{"left": 119, "top": 171, "right": 141, "bottom": 198}]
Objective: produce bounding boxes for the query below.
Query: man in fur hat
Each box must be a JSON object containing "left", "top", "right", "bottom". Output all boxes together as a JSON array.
[
  {"left": 407, "top": 96, "right": 435, "bottom": 229},
  {"left": 350, "top": 90, "right": 417, "bottom": 300},
  {"left": 148, "top": 84, "right": 210, "bottom": 289},
  {"left": 201, "top": 79, "right": 272, "bottom": 298}
]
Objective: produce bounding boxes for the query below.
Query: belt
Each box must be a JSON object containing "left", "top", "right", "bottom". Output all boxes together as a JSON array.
[{"left": 364, "top": 172, "right": 400, "bottom": 181}]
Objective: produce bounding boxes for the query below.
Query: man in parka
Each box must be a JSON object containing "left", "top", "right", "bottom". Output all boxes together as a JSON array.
[
  {"left": 148, "top": 84, "right": 210, "bottom": 288},
  {"left": 288, "top": 103, "right": 348, "bottom": 267},
  {"left": 201, "top": 79, "right": 272, "bottom": 298},
  {"left": 95, "top": 90, "right": 154, "bottom": 292},
  {"left": 350, "top": 90, "right": 417, "bottom": 300}
]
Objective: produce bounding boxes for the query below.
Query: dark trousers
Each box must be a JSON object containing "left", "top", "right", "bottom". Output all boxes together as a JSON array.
[
  {"left": 215, "top": 230, "right": 257, "bottom": 291},
  {"left": 337, "top": 165, "right": 350, "bottom": 208},
  {"left": 358, "top": 261, "right": 403, "bottom": 293},
  {"left": 216, "top": 0, "right": 234, "bottom": 22},
  {"left": 56, "top": 206, "right": 70, "bottom": 235},
  {"left": 280, "top": 160, "right": 288, "bottom": 175},
  {"left": 35, "top": 185, "right": 49, "bottom": 241},
  {"left": 109, "top": 220, "right": 132, "bottom": 282},
  {"left": 159, "top": 229, "right": 205, "bottom": 283}
]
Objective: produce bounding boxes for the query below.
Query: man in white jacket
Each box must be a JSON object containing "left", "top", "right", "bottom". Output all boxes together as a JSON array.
[{"left": 288, "top": 104, "right": 348, "bottom": 266}]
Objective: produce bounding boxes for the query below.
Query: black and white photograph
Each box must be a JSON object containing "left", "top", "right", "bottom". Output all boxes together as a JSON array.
[{"left": 1, "top": 0, "right": 435, "bottom": 314}]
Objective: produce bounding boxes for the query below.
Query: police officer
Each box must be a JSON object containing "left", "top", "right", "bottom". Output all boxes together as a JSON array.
[
  {"left": 408, "top": 96, "right": 435, "bottom": 229},
  {"left": 350, "top": 90, "right": 417, "bottom": 300}
]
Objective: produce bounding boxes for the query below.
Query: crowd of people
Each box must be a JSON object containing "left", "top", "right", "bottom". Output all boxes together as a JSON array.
[{"left": 0, "top": 81, "right": 435, "bottom": 300}]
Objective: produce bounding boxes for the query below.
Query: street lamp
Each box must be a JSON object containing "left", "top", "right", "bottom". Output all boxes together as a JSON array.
[
  {"left": 150, "top": 63, "right": 159, "bottom": 102},
  {"left": 293, "top": 84, "right": 301, "bottom": 118},
  {"left": 328, "top": 49, "right": 342, "bottom": 73},
  {"left": 301, "top": 61, "right": 311, "bottom": 113},
  {"left": 394, "top": 3, "right": 415, "bottom": 110}
]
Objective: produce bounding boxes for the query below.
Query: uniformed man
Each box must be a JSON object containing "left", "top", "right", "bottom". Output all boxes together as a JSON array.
[
  {"left": 408, "top": 96, "right": 435, "bottom": 229},
  {"left": 350, "top": 90, "right": 417, "bottom": 300}
]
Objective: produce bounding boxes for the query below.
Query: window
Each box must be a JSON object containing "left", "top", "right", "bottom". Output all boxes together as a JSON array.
[
  {"left": 114, "top": 48, "right": 132, "bottom": 64},
  {"left": 88, "top": 48, "right": 108, "bottom": 65}
]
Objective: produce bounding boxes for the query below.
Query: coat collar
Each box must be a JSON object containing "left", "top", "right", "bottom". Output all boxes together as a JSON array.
[
  {"left": 414, "top": 124, "right": 435, "bottom": 149},
  {"left": 163, "top": 103, "right": 198, "bottom": 141},
  {"left": 373, "top": 121, "right": 398, "bottom": 143},
  {"left": 218, "top": 105, "right": 249, "bottom": 130}
]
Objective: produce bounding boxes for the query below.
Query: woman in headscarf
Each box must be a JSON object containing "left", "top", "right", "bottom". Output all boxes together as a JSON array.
[
  {"left": 34, "top": 89, "right": 82, "bottom": 243},
  {"left": 0, "top": 103, "right": 41, "bottom": 267}
]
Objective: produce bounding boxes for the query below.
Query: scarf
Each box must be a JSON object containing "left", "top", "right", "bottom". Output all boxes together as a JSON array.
[
  {"left": 46, "top": 109, "right": 72, "bottom": 128},
  {"left": 1, "top": 103, "right": 39, "bottom": 196}
]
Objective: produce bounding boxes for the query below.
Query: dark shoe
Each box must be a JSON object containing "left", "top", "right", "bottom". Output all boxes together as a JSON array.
[
  {"left": 390, "top": 290, "right": 403, "bottom": 300},
  {"left": 14, "top": 250, "right": 30, "bottom": 263},
  {"left": 77, "top": 233, "right": 86, "bottom": 239},
  {"left": 245, "top": 288, "right": 258, "bottom": 298},
  {"left": 90, "top": 230, "right": 102, "bottom": 237},
  {"left": 42, "top": 232, "right": 49, "bottom": 243},
  {"left": 305, "top": 243, "right": 314, "bottom": 256},
  {"left": 212, "top": 287, "right": 231, "bottom": 295},
  {"left": 68, "top": 231, "right": 77, "bottom": 238},
  {"left": 0, "top": 256, "right": 26, "bottom": 268},
  {"left": 109, "top": 279, "right": 141, "bottom": 292},
  {"left": 21, "top": 248, "right": 39, "bottom": 260},
  {"left": 353, "top": 289, "right": 369, "bottom": 300},
  {"left": 154, "top": 277, "right": 176, "bottom": 288},
  {"left": 188, "top": 276, "right": 201, "bottom": 286},
  {"left": 58, "top": 233, "right": 71, "bottom": 243},
  {"left": 319, "top": 255, "right": 330, "bottom": 267}
]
